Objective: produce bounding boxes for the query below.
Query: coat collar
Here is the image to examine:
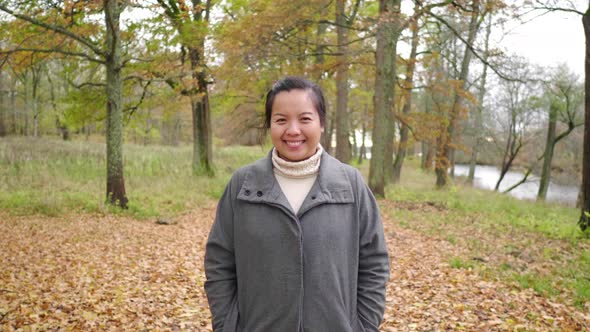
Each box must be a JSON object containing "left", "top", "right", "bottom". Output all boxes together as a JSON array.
[{"left": 237, "top": 150, "right": 354, "bottom": 216}]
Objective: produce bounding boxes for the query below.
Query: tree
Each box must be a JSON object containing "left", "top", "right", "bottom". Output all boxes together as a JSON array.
[
  {"left": 369, "top": 0, "right": 401, "bottom": 197},
  {"left": 537, "top": 65, "right": 583, "bottom": 200},
  {"left": 467, "top": 10, "right": 493, "bottom": 183},
  {"left": 431, "top": 0, "right": 482, "bottom": 187},
  {"left": 580, "top": 2, "right": 590, "bottom": 229},
  {"left": 334, "top": 0, "right": 352, "bottom": 163},
  {"left": 156, "top": 0, "right": 214, "bottom": 176},
  {"left": 530, "top": 0, "right": 588, "bottom": 229},
  {"left": 392, "top": 1, "right": 420, "bottom": 184},
  {"left": 488, "top": 59, "right": 540, "bottom": 192},
  {"left": 0, "top": 1, "right": 132, "bottom": 207}
]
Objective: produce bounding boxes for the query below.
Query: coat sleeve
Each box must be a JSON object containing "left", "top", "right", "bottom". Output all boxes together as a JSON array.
[
  {"left": 353, "top": 169, "right": 390, "bottom": 332},
  {"left": 204, "top": 175, "right": 238, "bottom": 332}
]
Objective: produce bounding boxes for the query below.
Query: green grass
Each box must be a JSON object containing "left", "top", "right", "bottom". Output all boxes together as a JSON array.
[
  {"left": 0, "top": 136, "right": 266, "bottom": 219},
  {"left": 377, "top": 157, "right": 590, "bottom": 308},
  {"left": 448, "top": 256, "right": 475, "bottom": 270}
]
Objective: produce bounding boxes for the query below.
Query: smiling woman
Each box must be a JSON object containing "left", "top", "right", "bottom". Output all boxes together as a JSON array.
[
  {"left": 204, "top": 76, "right": 390, "bottom": 332},
  {"left": 268, "top": 89, "right": 324, "bottom": 162}
]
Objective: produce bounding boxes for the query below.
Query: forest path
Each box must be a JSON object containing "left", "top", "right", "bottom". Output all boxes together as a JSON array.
[{"left": 0, "top": 201, "right": 589, "bottom": 331}]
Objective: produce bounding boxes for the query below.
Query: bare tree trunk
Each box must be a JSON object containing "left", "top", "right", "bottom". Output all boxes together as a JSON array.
[
  {"left": 351, "top": 116, "right": 358, "bottom": 160},
  {"left": 468, "top": 12, "right": 492, "bottom": 183},
  {"left": 422, "top": 96, "right": 434, "bottom": 170},
  {"left": 11, "top": 77, "right": 17, "bottom": 135},
  {"left": 579, "top": 7, "right": 590, "bottom": 230},
  {"left": 23, "top": 72, "right": 29, "bottom": 136},
  {"left": 105, "top": 0, "right": 128, "bottom": 208},
  {"left": 358, "top": 104, "right": 368, "bottom": 164},
  {"left": 31, "top": 64, "right": 41, "bottom": 138},
  {"left": 335, "top": 0, "right": 351, "bottom": 163},
  {"left": 538, "top": 102, "right": 558, "bottom": 200},
  {"left": 392, "top": 3, "right": 419, "bottom": 183},
  {"left": 316, "top": 1, "right": 332, "bottom": 153},
  {"left": 436, "top": 0, "right": 480, "bottom": 187},
  {"left": 0, "top": 72, "right": 6, "bottom": 137},
  {"left": 47, "top": 69, "right": 70, "bottom": 140},
  {"left": 326, "top": 109, "right": 335, "bottom": 154},
  {"left": 369, "top": 0, "right": 401, "bottom": 196}
]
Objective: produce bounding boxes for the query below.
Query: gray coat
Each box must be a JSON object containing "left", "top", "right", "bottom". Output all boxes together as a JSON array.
[{"left": 204, "top": 151, "right": 390, "bottom": 332}]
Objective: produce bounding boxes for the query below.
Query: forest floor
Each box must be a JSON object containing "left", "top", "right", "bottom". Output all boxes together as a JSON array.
[{"left": 1, "top": 200, "right": 589, "bottom": 331}]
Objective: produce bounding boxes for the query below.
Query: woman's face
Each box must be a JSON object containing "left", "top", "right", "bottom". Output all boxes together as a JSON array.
[{"left": 270, "top": 89, "right": 324, "bottom": 162}]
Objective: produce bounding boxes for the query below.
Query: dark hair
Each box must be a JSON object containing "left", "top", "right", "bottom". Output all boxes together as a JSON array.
[{"left": 264, "top": 76, "right": 326, "bottom": 129}]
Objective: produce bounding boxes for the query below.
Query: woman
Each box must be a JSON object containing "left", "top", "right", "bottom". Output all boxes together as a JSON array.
[{"left": 204, "top": 76, "right": 389, "bottom": 332}]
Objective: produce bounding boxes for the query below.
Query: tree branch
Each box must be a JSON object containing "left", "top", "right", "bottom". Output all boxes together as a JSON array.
[
  {"left": 0, "top": 47, "right": 103, "bottom": 64},
  {"left": 0, "top": 4, "right": 106, "bottom": 58},
  {"left": 425, "top": 10, "right": 526, "bottom": 83},
  {"left": 124, "top": 80, "right": 152, "bottom": 121}
]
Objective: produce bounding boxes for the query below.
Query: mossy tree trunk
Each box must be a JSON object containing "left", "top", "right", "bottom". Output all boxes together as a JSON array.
[
  {"left": 369, "top": 0, "right": 401, "bottom": 197},
  {"left": 104, "top": 0, "right": 128, "bottom": 208},
  {"left": 158, "top": 0, "right": 214, "bottom": 176},
  {"left": 537, "top": 102, "right": 558, "bottom": 200}
]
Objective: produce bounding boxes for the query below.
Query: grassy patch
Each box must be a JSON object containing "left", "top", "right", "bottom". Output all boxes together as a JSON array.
[
  {"left": 448, "top": 257, "right": 475, "bottom": 270},
  {"left": 0, "top": 137, "right": 266, "bottom": 219},
  {"left": 512, "top": 273, "right": 561, "bottom": 298},
  {"left": 381, "top": 158, "right": 589, "bottom": 308}
]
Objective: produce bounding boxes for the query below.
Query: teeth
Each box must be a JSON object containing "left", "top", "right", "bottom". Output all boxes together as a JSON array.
[{"left": 286, "top": 141, "right": 303, "bottom": 146}]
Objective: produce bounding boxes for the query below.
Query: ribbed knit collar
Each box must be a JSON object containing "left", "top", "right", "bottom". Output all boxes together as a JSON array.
[{"left": 272, "top": 145, "right": 323, "bottom": 179}]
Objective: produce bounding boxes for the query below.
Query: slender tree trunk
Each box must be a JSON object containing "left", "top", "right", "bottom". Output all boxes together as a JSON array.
[
  {"left": 335, "top": 0, "right": 351, "bottom": 163},
  {"left": 579, "top": 7, "right": 590, "bottom": 230},
  {"left": 422, "top": 96, "right": 433, "bottom": 170},
  {"left": 32, "top": 65, "right": 40, "bottom": 138},
  {"left": 316, "top": 2, "right": 332, "bottom": 153},
  {"left": 468, "top": 12, "right": 492, "bottom": 183},
  {"left": 189, "top": 46, "right": 214, "bottom": 175},
  {"left": 105, "top": 0, "right": 128, "bottom": 208},
  {"left": 11, "top": 77, "right": 17, "bottom": 135},
  {"left": 23, "top": 72, "right": 29, "bottom": 136},
  {"left": 327, "top": 110, "right": 335, "bottom": 154},
  {"left": 538, "top": 102, "right": 558, "bottom": 200},
  {"left": 436, "top": 0, "right": 480, "bottom": 187},
  {"left": 358, "top": 104, "right": 368, "bottom": 164},
  {"left": 369, "top": 0, "right": 401, "bottom": 196},
  {"left": 351, "top": 117, "right": 358, "bottom": 160},
  {"left": 0, "top": 72, "right": 5, "bottom": 137},
  {"left": 47, "top": 69, "right": 70, "bottom": 140},
  {"left": 392, "top": 4, "right": 419, "bottom": 183}
]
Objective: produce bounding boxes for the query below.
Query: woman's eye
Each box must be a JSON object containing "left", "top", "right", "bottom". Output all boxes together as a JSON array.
[
  {"left": 275, "top": 118, "right": 286, "bottom": 123},
  {"left": 301, "top": 117, "right": 312, "bottom": 122}
]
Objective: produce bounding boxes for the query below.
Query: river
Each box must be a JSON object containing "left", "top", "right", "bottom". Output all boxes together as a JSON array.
[{"left": 453, "top": 164, "right": 580, "bottom": 206}]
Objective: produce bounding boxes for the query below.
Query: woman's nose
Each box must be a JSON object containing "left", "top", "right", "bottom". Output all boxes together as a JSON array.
[{"left": 286, "top": 122, "right": 301, "bottom": 135}]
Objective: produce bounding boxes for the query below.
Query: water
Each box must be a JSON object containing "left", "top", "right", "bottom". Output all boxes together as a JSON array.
[{"left": 454, "top": 164, "right": 580, "bottom": 206}]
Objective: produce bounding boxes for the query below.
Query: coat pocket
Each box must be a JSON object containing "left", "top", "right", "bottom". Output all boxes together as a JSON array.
[
  {"left": 222, "top": 295, "right": 240, "bottom": 332},
  {"left": 350, "top": 313, "right": 367, "bottom": 332}
]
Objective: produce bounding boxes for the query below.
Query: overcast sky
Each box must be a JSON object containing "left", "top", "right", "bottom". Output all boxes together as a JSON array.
[{"left": 500, "top": 4, "right": 585, "bottom": 77}]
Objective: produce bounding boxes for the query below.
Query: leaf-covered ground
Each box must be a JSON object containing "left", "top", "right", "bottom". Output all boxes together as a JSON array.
[{"left": 1, "top": 201, "right": 589, "bottom": 331}]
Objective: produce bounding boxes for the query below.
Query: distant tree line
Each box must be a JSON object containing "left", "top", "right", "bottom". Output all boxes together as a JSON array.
[{"left": 0, "top": 0, "right": 587, "bottom": 229}]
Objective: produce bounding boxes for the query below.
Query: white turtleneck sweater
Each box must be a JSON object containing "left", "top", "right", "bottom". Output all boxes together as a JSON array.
[{"left": 272, "top": 145, "right": 323, "bottom": 214}]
